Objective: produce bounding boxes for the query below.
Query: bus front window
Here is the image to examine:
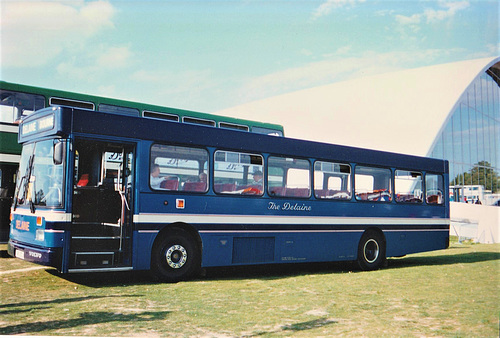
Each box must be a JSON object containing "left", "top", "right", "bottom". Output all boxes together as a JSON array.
[{"left": 14, "top": 139, "right": 65, "bottom": 209}]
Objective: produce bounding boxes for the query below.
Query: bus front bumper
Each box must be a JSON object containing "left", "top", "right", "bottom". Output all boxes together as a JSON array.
[{"left": 7, "top": 240, "right": 61, "bottom": 268}]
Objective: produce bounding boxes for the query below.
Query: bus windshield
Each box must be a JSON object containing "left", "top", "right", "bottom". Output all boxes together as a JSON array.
[{"left": 14, "top": 139, "right": 65, "bottom": 209}]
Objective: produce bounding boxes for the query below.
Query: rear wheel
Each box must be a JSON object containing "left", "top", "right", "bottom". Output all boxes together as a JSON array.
[
  {"left": 357, "top": 231, "right": 386, "bottom": 271},
  {"left": 151, "top": 229, "right": 200, "bottom": 282}
]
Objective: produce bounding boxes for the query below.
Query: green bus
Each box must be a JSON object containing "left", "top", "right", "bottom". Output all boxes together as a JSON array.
[{"left": 0, "top": 80, "right": 284, "bottom": 242}]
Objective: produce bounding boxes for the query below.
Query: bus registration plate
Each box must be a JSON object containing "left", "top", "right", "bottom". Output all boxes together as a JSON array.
[{"left": 15, "top": 249, "right": 25, "bottom": 260}]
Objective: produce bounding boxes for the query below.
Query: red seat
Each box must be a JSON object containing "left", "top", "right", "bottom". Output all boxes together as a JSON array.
[
  {"left": 287, "top": 188, "right": 310, "bottom": 197},
  {"left": 183, "top": 181, "right": 207, "bottom": 192},
  {"left": 269, "top": 186, "right": 286, "bottom": 197},
  {"left": 214, "top": 183, "right": 236, "bottom": 193},
  {"left": 160, "top": 179, "right": 179, "bottom": 190},
  {"left": 77, "top": 174, "right": 89, "bottom": 187},
  {"left": 238, "top": 185, "right": 263, "bottom": 195}
]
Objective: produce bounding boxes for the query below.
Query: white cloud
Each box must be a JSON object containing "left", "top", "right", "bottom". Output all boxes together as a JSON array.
[
  {"left": 129, "top": 68, "right": 221, "bottom": 110},
  {"left": 312, "top": 0, "right": 366, "bottom": 20},
  {"left": 300, "top": 49, "right": 313, "bottom": 57},
  {"left": 335, "top": 45, "right": 352, "bottom": 55},
  {"left": 1, "top": 1, "right": 115, "bottom": 68},
  {"left": 467, "top": 43, "right": 500, "bottom": 59},
  {"left": 395, "top": 14, "right": 421, "bottom": 25},
  {"left": 96, "top": 46, "right": 133, "bottom": 68},
  {"left": 56, "top": 44, "right": 133, "bottom": 81},
  {"left": 424, "top": 1, "right": 470, "bottom": 23},
  {"left": 236, "top": 49, "right": 464, "bottom": 104},
  {"left": 393, "top": 1, "right": 470, "bottom": 41},
  {"left": 395, "top": 1, "right": 470, "bottom": 27}
]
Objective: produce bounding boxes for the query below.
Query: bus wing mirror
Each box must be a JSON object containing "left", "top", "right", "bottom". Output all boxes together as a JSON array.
[{"left": 53, "top": 140, "right": 66, "bottom": 165}]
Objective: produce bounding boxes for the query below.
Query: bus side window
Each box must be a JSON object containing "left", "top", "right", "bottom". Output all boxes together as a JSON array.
[
  {"left": 73, "top": 144, "right": 102, "bottom": 187},
  {"left": 355, "top": 166, "right": 392, "bottom": 202},
  {"left": 268, "top": 157, "right": 310, "bottom": 198},
  {"left": 426, "top": 174, "right": 444, "bottom": 204},
  {"left": 395, "top": 170, "right": 423, "bottom": 203},
  {"left": 0, "top": 90, "right": 45, "bottom": 122},
  {"left": 314, "top": 161, "right": 351, "bottom": 200},
  {"left": 150, "top": 144, "right": 209, "bottom": 193},
  {"left": 214, "top": 150, "right": 263, "bottom": 195}
]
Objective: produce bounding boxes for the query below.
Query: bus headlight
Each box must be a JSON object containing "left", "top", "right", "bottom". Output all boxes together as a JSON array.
[{"left": 35, "top": 229, "right": 45, "bottom": 241}]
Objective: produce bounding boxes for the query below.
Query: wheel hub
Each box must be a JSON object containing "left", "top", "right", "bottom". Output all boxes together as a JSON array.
[
  {"left": 165, "top": 245, "right": 188, "bottom": 269},
  {"left": 363, "top": 239, "right": 380, "bottom": 263}
]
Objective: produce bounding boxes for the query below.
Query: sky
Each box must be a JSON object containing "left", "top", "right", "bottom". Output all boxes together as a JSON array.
[{"left": 1, "top": 0, "right": 499, "bottom": 113}]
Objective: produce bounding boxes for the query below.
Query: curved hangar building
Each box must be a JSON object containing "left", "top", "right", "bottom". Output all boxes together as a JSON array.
[{"left": 219, "top": 57, "right": 500, "bottom": 243}]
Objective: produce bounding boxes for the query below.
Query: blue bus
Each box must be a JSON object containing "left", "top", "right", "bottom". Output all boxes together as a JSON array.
[
  {"left": 0, "top": 80, "right": 284, "bottom": 242},
  {"left": 8, "top": 106, "right": 449, "bottom": 281}
]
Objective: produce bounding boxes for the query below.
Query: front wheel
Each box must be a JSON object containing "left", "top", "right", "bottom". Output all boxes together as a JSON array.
[
  {"left": 357, "top": 231, "right": 386, "bottom": 271},
  {"left": 151, "top": 229, "right": 200, "bottom": 282}
]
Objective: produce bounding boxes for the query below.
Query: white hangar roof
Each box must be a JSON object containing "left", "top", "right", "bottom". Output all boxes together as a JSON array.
[{"left": 218, "top": 56, "right": 499, "bottom": 157}]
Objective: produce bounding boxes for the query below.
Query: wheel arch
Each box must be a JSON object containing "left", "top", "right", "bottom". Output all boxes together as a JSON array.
[
  {"left": 361, "top": 227, "right": 386, "bottom": 245},
  {"left": 152, "top": 222, "right": 203, "bottom": 260}
]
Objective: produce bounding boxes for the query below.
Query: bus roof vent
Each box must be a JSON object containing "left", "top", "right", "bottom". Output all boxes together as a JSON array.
[
  {"left": 182, "top": 116, "right": 216, "bottom": 127},
  {"left": 143, "top": 110, "right": 179, "bottom": 122},
  {"left": 219, "top": 122, "right": 249, "bottom": 132},
  {"left": 50, "top": 97, "right": 95, "bottom": 110}
]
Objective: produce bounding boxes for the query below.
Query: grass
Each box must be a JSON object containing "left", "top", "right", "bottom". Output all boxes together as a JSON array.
[{"left": 1, "top": 243, "right": 499, "bottom": 337}]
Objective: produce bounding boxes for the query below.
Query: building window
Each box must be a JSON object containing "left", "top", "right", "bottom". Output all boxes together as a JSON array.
[{"left": 430, "top": 64, "right": 500, "bottom": 205}]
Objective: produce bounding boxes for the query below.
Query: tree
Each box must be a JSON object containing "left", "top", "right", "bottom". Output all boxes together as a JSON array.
[{"left": 451, "top": 161, "right": 499, "bottom": 193}]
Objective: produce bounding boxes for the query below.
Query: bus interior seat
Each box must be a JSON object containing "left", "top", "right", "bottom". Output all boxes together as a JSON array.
[
  {"left": 161, "top": 179, "right": 179, "bottom": 190},
  {"left": 269, "top": 186, "right": 286, "bottom": 196},
  {"left": 183, "top": 181, "right": 206, "bottom": 192},
  {"left": 286, "top": 188, "right": 310, "bottom": 197},
  {"left": 214, "top": 183, "right": 237, "bottom": 193},
  {"left": 77, "top": 174, "right": 89, "bottom": 187}
]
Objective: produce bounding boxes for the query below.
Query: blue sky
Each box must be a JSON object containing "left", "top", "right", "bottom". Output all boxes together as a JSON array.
[{"left": 1, "top": 0, "right": 498, "bottom": 112}]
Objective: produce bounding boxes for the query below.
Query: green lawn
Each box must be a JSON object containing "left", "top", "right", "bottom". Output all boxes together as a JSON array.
[{"left": 1, "top": 243, "right": 499, "bottom": 337}]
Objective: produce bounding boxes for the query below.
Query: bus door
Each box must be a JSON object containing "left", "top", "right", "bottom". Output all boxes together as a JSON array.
[{"left": 70, "top": 139, "right": 134, "bottom": 270}]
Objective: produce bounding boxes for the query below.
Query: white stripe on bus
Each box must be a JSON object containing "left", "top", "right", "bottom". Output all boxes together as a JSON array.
[
  {"left": 133, "top": 213, "right": 449, "bottom": 226},
  {"left": 11, "top": 209, "right": 72, "bottom": 222}
]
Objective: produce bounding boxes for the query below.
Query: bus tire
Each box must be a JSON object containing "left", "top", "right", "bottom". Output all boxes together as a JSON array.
[
  {"left": 357, "top": 230, "right": 386, "bottom": 271},
  {"left": 151, "top": 228, "right": 200, "bottom": 282}
]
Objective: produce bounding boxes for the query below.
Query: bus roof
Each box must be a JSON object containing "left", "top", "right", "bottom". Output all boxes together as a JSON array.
[
  {"left": 24, "top": 106, "right": 448, "bottom": 174},
  {"left": 0, "top": 80, "right": 284, "bottom": 135}
]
